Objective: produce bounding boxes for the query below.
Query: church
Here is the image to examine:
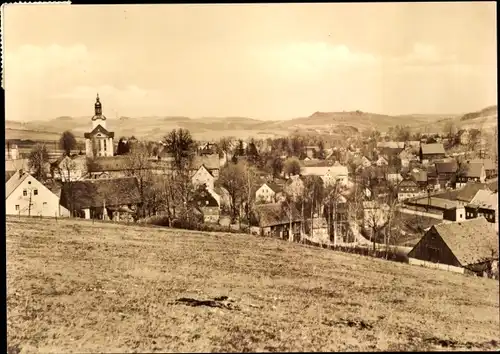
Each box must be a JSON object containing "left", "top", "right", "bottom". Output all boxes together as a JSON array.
[{"left": 84, "top": 94, "right": 115, "bottom": 158}]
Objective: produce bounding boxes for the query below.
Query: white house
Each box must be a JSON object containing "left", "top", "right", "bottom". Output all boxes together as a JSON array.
[
  {"left": 301, "top": 163, "right": 349, "bottom": 186},
  {"left": 5, "top": 170, "right": 70, "bottom": 217},
  {"left": 375, "top": 156, "right": 389, "bottom": 167},
  {"left": 191, "top": 165, "right": 216, "bottom": 190},
  {"left": 51, "top": 155, "right": 87, "bottom": 182},
  {"left": 361, "top": 156, "right": 372, "bottom": 168},
  {"left": 255, "top": 181, "right": 283, "bottom": 203}
]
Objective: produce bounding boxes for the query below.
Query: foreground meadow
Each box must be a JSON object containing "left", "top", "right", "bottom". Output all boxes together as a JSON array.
[{"left": 6, "top": 216, "right": 500, "bottom": 353}]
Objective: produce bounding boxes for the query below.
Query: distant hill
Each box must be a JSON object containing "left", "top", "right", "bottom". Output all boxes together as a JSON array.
[{"left": 7, "top": 106, "right": 495, "bottom": 143}]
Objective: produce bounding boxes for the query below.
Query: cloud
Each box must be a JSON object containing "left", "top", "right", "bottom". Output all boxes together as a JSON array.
[
  {"left": 397, "top": 42, "right": 458, "bottom": 66},
  {"left": 251, "top": 42, "right": 379, "bottom": 79}
]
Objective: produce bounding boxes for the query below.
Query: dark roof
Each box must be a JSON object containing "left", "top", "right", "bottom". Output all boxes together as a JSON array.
[
  {"left": 398, "top": 179, "right": 418, "bottom": 189},
  {"left": 88, "top": 156, "right": 132, "bottom": 172},
  {"left": 468, "top": 159, "right": 496, "bottom": 171},
  {"left": 60, "top": 177, "right": 142, "bottom": 210},
  {"left": 465, "top": 162, "right": 484, "bottom": 178},
  {"left": 435, "top": 161, "right": 458, "bottom": 174},
  {"left": 265, "top": 181, "right": 283, "bottom": 193},
  {"left": 379, "top": 147, "right": 404, "bottom": 157},
  {"left": 432, "top": 218, "right": 498, "bottom": 266},
  {"left": 192, "top": 187, "right": 219, "bottom": 208},
  {"left": 192, "top": 154, "right": 220, "bottom": 170},
  {"left": 83, "top": 124, "right": 115, "bottom": 139},
  {"left": 5, "top": 171, "right": 15, "bottom": 183},
  {"left": 411, "top": 169, "right": 428, "bottom": 183},
  {"left": 421, "top": 143, "right": 445, "bottom": 155},
  {"left": 252, "top": 202, "right": 302, "bottom": 227}
]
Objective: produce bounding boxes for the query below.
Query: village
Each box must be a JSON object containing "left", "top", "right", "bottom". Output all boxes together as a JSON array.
[{"left": 5, "top": 94, "right": 499, "bottom": 279}]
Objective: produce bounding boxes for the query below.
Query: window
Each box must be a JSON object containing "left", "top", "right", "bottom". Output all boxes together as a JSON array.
[
  {"left": 43, "top": 202, "right": 47, "bottom": 206},
  {"left": 15, "top": 205, "right": 19, "bottom": 211},
  {"left": 33, "top": 189, "right": 38, "bottom": 196},
  {"left": 23, "top": 189, "right": 27, "bottom": 197},
  {"left": 460, "top": 214, "right": 463, "bottom": 219}
]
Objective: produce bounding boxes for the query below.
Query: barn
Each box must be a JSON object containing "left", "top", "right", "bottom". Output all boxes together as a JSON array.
[{"left": 408, "top": 217, "right": 498, "bottom": 277}]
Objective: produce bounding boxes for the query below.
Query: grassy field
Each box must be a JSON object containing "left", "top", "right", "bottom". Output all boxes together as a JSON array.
[{"left": 7, "top": 216, "right": 500, "bottom": 353}]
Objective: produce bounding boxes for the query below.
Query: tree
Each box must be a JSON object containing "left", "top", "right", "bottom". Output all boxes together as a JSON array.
[
  {"left": 235, "top": 139, "right": 245, "bottom": 157},
  {"left": 124, "top": 144, "right": 153, "bottom": 218},
  {"left": 283, "top": 157, "right": 301, "bottom": 178},
  {"left": 59, "top": 131, "right": 77, "bottom": 156},
  {"left": 268, "top": 156, "right": 283, "bottom": 179},
  {"left": 28, "top": 144, "right": 49, "bottom": 181},
  {"left": 303, "top": 175, "right": 325, "bottom": 240},
  {"left": 242, "top": 163, "right": 258, "bottom": 232},
  {"left": 163, "top": 128, "right": 196, "bottom": 171},
  {"left": 217, "top": 137, "right": 232, "bottom": 159},
  {"left": 246, "top": 139, "right": 260, "bottom": 166},
  {"left": 218, "top": 162, "right": 247, "bottom": 224},
  {"left": 443, "top": 121, "right": 458, "bottom": 141},
  {"left": 317, "top": 140, "right": 326, "bottom": 160}
]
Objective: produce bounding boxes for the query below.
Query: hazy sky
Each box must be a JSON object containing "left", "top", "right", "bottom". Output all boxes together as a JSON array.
[{"left": 3, "top": 2, "right": 497, "bottom": 121}]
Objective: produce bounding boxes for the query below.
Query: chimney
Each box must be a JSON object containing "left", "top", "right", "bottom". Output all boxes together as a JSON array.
[{"left": 18, "top": 169, "right": 23, "bottom": 176}]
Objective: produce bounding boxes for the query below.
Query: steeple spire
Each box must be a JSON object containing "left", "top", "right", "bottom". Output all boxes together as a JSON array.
[{"left": 94, "top": 93, "right": 102, "bottom": 115}]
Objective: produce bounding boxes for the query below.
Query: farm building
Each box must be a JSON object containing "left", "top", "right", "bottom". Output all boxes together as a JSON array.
[
  {"left": 456, "top": 162, "right": 486, "bottom": 187},
  {"left": 419, "top": 143, "right": 446, "bottom": 163},
  {"left": 6, "top": 170, "right": 70, "bottom": 217},
  {"left": 250, "top": 202, "right": 302, "bottom": 241},
  {"left": 191, "top": 186, "right": 220, "bottom": 223},
  {"left": 255, "top": 181, "right": 284, "bottom": 204},
  {"left": 397, "top": 178, "right": 421, "bottom": 201},
  {"left": 465, "top": 189, "right": 498, "bottom": 225},
  {"left": 59, "top": 177, "right": 142, "bottom": 221},
  {"left": 408, "top": 218, "right": 498, "bottom": 277}
]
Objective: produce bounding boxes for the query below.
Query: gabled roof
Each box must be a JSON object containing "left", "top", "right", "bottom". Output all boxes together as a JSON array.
[
  {"left": 398, "top": 178, "right": 418, "bottom": 189},
  {"left": 83, "top": 124, "right": 115, "bottom": 139},
  {"left": 435, "top": 160, "right": 458, "bottom": 174},
  {"left": 194, "top": 164, "right": 214, "bottom": 178},
  {"left": 432, "top": 218, "right": 498, "bottom": 266},
  {"left": 192, "top": 154, "right": 220, "bottom": 171},
  {"left": 467, "top": 159, "right": 496, "bottom": 171},
  {"left": 468, "top": 190, "right": 498, "bottom": 210},
  {"left": 192, "top": 187, "right": 219, "bottom": 208},
  {"left": 88, "top": 156, "right": 133, "bottom": 172},
  {"left": 421, "top": 143, "right": 445, "bottom": 155},
  {"left": 252, "top": 202, "right": 302, "bottom": 227},
  {"left": 5, "top": 170, "right": 30, "bottom": 199},
  {"left": 60, "top": 177, "right": 142, "bottom": 210},
  {"left": 464, "top": 162, "right": 485, "bottom": 178},
  {"left": 263, "top": 181, "right": 283, "bottom": 194}
]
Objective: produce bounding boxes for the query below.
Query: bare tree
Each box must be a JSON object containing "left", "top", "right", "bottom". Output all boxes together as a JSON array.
[
  {"left": 28, "top": 144, "right": 49, "bottom": 181},
  {"left": 163, "top": 128, "right": 196, "bottom": 171},
  {"left": 218, "top": 161, "right": 247, "bottom": 225}
]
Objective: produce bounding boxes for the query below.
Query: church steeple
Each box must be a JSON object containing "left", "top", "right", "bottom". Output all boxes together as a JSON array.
[{"left": 94, "top": 93, "right": 102, "bottom": 116}]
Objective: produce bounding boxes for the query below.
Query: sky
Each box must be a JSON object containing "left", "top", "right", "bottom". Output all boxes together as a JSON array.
[{"left": 2, "top": 2, "right": 497, "bottom": 121}]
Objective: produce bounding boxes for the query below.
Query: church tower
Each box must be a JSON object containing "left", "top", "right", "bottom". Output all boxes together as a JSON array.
[{"left": 84, "top": 94, "right": 115, "bottom": 158}]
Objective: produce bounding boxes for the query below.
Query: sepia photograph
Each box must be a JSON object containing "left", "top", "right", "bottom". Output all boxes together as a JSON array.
[{"left": 3, "top": 2, "right": 499, "bottom": 352}]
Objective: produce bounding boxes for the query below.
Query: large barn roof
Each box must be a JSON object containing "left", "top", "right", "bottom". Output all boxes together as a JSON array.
[{"left": 432, "top": 218, "right": 498, "bottom": 266}]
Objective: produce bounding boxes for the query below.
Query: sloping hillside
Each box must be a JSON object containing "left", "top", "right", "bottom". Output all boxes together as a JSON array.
[{"left": 7, "top": 216, "right": 499, "bottom": 353}]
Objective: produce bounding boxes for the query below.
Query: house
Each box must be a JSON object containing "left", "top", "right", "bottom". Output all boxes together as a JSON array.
[
  {"left": 301, "top": 162, "right": 349, "bottom": 186},
  {"left": 191, "top": 165, "right": 215, "bottom": 190},
  {"left": 6, "top": 170, "right": 70, "bottom": 217},
  {"left": 86, "top": 156, "right": 132, "bottom": 179},
  {"left": 375, "top": 156, "right": 389, "bottom": 167},
  {"left": 408, "top": 218, "right": 498, "bottom": 276},
  {"left": 465, "top": 190, "right": 498, "bottom": 225},
  {"left": 405, "top": 196, "right": 461, "bottom": 215},
  {"left": 191, "top": 154, "right": 220, "bottom": 178},
  {"left": 397, "top": 179, "right": 421, "bottom": 201},
  {"left": 442, "top": 205, "right": 466, "bottom": 222},
  {"left": 456, "top": 162, "right": 486, "bottom": 187},
  {"left": 255, "top": 181, "right": 284, "bottom": 204},
  {"left": 50, "top": 155, "right": 87, "bottom": 182},
  {"left": 250, "top": 202, "right": 302, "bottom": 240},
  {"left": 284, "top": 175, "right": 305, "bottom": 199},
  {"left": 386, "top": 169, "right": 403, "bottom": 184},
  {"left": 192, "top": 186, "right": 220, "bottom": 223},
  {"left": 435, "top": 160, "right": 458, "bottom": 189},
  {"left": 420, "top": 143, "right": 446, "bottom": 163},
  {"left": 304, "top": 145, "right": 319, "bottom": 159},
  {"left": 59, "top": 177, "right": 142, "bottom": 221},
  {"left": 410, "top": 168, "right": 428, "bottom": 190},
  {"left": 361, "top": 156, "right": 372, "bottom": 168},
  {"left": 467, "top": 159, "right": 497, "bottom": 179}
]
